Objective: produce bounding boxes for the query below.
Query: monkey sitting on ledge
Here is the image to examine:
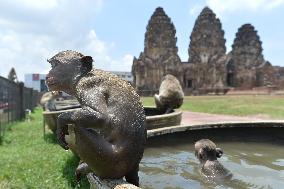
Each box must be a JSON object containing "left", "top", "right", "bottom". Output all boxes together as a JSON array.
[
  {"left": 45, "top": 50, "right": 146, "bottom": 186},
  {"left": 154, "top": 74, "right": 184, "bottom": 114},
  {"left": 40, "top": 91, "right": 61, "bottom": 111}
]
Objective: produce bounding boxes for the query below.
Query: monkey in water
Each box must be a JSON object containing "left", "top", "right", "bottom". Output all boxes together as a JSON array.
[
  {"left": 194, "top": 139, "right": 232, "bottom": 182},
  {"left": 45, "top": 50, "right": 146, "bottom": 186}
]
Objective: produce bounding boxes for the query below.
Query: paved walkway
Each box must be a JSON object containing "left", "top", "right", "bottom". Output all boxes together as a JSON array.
[
  {"left": 181, "top": 111, "right": 266, "bottom": 125},
  {"left": 148, "top": 111, "right": 284, "bottom": 137}
]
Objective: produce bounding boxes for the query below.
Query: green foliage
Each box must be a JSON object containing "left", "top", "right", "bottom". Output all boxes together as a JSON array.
[
  {"left": 1, "top": 95, "right": 283, "bottom": 188},
  {"left": 0, "top": 108, "right": 89, "bottom": 189},
  {"left": 142, "top": 95, "right": 284, "bottom": 119}
]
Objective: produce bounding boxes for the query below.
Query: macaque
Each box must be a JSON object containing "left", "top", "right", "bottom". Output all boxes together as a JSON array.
[
  {"left": 46, "top": 50, "right": 146, "bottom": 186},
  {"left": 154, "top": 74, "right": 184, "bottom": 113}
]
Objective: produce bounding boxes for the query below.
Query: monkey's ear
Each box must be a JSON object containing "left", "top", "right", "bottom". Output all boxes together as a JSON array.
[
  {"left": 216, "top": 148, "right": 223, "bottom": 158},
  {"left": 80, "top": 56, "right": 93, "bottom": 73}
]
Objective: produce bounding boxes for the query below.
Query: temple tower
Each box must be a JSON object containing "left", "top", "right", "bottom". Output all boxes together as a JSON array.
[
  {"left": 230, "top": 24, "right": 267, "bottom": 88},
  {"left": 188, "top": 7, "right": 227, "bottom": 89},
  {"left": 132, "top": 7, "right": 182, "bottom": 95}
]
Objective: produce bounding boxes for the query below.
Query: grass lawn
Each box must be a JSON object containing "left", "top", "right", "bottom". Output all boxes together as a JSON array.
[
  {"left": 1, "top": 95, "right": 284, "bottom": 188},
  {"left": 142, "top": 95, "right": 284, "bottom": 119},
  {"left": 0, "top": 108, "right": 89, "bottom": 189}
]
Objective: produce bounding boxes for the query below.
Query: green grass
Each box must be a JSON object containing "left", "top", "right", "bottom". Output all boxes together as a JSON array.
[
  {"left": 0, "top": 108, "right": 89, "bottom": 189},
  {"left": 1, "top": 95, "right": 284, "bottom": 188},
  {"left": 142, "top": 95, "right": 284, "bottom": 119}
]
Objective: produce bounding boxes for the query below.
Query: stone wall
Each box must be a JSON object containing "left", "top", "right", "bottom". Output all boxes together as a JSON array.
[
  {"left": 228, "top": 24, "right": 266, "bottom": 88},
  {"left": 186, "top": 7, "right": 227, "bottom": 90},
  {"left": 132, "top": 7, "right": 183, "bottom": 95},
  {"left": 132, "top": 6, "right": 283, "bottom": 95}
]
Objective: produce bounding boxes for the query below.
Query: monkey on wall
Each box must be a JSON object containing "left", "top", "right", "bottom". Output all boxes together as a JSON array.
[
  {"left": 194, "top": 139, "right": 232, "bottom": 181},
  {"left": 154, "top": 74, "right": 184, "bottom": 113},
  {"left": 45, "top": 50, "right": 146, "bottom": 186},
  {"left": 40, "top": 91, "right": 61, "bottom": 111}
]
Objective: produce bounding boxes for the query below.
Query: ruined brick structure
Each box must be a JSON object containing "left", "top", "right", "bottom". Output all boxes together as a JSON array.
[
  {"left": 227, "top": 24, "right": 275, "bottom": 88},
  {"left": 132, "top": 7, "right": 183, "bottom": 95},
  {"left": 185, "top": 7, "right": 227, "bottom": 91},
  {"left": 132, "top": 7, "right": 282, "bottom": 95}
]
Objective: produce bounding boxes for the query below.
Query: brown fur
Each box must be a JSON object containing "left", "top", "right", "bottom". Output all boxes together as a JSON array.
[
  {"left": 194, "top": 139, "right": 232, "bottom": 181},
  {"left": 40, "top": 91, "right": 60, "bottom": 111},
  {"left": 154, "top": 74, "right": 184, "bottom": 113},
  {"left": 46, "top": 50, "right": 146, "bottom": 186}
]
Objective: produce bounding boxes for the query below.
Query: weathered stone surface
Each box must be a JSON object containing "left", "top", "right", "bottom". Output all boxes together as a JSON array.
[
  {"left": 132, "top": 7, "right": 183, "bottom": 95},
  {"left": 132, "top": 6, "right": 283, "bottom": 95},
  {"left": 188, "top": 7, "right": 226, "bottom": 65},
  {"left": 186, "top": 7, "right": 227, "bottom": 90},
  {"left": 274, "top": 66, "right": 284, "bottom": 88},
  {"left": 229, "top": 24, "right": 270, "bottom": 88},
  {"left": 256, "top": 61, "right": 276, "bottom": 87},
  {"left": 87, "top": 173, "right": 141, "bottom": 189}
]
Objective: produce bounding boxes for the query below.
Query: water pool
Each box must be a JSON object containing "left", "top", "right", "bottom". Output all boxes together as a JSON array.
[{"left": 140, "top": 128, "right": 284, "bottom": 189}]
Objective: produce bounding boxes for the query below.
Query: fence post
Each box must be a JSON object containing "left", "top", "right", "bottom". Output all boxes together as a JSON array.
[{"left": 19, "top": 82, "right": 25, "bottom": 119}]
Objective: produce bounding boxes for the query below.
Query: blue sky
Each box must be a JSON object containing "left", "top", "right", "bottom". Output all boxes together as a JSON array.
[{"left": 0, "top": 0, "right": 283, "bottom": 81}]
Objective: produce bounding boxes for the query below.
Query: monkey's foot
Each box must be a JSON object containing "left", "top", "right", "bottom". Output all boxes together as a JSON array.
[
  {"left": 125, "top": 165, "right": 139, "bottom": 187},
  {"left": 75, "top": 162, "right": 91, "bottom": 182},
  {"left": 57, "top": 131, "right": 69, "bottom": 150}
]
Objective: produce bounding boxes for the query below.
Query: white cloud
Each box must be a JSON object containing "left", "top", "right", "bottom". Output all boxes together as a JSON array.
[
  {"left": 205, "top": 0, "right": 284, "bottom": 15},
  {"left": 16, "top": 0, "right": 59, "bottom": 10},
  {"left": 83, "top": 30, "right": 133, "bottom": 72},
  {"left": 0, "top": 30, "right": 57, "bottom": 80},
  {"left": 0, "top": 0, "right": 134, "bottom": 81},
  {"left": 189, "top": 5, "right": 204, "bottom": 15},
  {"left": 112, "top": 54, "right": 134, "bottom": 72}
]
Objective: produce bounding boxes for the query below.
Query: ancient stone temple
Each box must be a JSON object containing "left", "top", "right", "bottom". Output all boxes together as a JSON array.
[
  {"left": 132, "top": 7, "right": 183, "bottom": 95},
  {"left": 186, "top": 7, "right": 227, "bottom": 90},
  {"left": 132, "top": 6, "right": 282, "bottom": 95},
  {"left": 228, "top": 24, "right": 275, "bottom": 88}
]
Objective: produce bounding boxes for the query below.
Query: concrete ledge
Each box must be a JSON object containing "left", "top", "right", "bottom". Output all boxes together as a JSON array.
[
  {"left": 87, "top": 173, "right": 141, "bottom": 189},
  {"left": 147, "top": 120, "right": 284, "bottom": 138},
  {"left": 145, "top": 108, "right": 182, "bottom": 130}
]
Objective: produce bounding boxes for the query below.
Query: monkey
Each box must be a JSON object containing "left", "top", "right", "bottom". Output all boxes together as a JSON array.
[
  {"left": 40, "top": 91, "right": 61, "bottom": 111},
  {"left": 154, "top": 74, "right": 184, "bottom": 113},
  {"left": 194, "top": 139, "right": 232, "bottom": 182},
  {"left": 45, "top": 50, "right": 146, "bottom": 186}
]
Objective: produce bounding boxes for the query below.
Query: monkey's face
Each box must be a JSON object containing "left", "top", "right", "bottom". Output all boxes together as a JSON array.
[
  {"left": 46, "top": 51, "right": 93, "bottom": 94},
  {"left": 46, "top": 60, "right": 78, "bottom": 92},
  {"left": 194, "top": 139, "right": 223, "bottom": 164}
]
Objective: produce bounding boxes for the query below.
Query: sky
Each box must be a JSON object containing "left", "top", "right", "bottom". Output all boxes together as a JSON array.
[{"left": 0, "top": 0, "right": 283, "bottom": 81}]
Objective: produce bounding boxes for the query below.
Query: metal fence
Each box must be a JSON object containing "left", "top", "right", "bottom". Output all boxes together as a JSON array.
[{"left": 0, "top": 76, "right": 38, "bottom": 138}]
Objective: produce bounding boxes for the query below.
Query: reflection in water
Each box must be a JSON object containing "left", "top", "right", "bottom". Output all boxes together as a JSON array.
[{"left": 139, "top": 128, "right": 284, "bottom": 189}]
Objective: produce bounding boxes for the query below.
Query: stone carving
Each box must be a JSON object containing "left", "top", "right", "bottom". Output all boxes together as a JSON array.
[
  {"left": 194, "top": 139, "right": 232, "bottom": 181},
  {"left": 154, "top": 74, "right": 184, "bottom": 113},
  {"left": 46, "top": 50, "right": 146, "bottom": 186},
  {"left": 132, "top": 7, "right": 183, "bottom": 95}
]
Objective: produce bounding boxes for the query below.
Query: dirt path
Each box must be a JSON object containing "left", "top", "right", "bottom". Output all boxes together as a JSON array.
[{"left": 181, "top": 111, "right": 270, "bottom": 125}]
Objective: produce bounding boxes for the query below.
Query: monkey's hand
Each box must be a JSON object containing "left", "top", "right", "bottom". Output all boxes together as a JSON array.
[
  {"left": 57, "top": 112, "right": 73, "bottom": 150},
  {"left": 75, "top": 162, "right": 91, "bottom": 183}
]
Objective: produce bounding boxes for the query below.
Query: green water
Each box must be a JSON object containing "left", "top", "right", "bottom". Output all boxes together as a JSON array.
[{"left": 139, "top": 128, "right": 284, "bottom": 189}]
